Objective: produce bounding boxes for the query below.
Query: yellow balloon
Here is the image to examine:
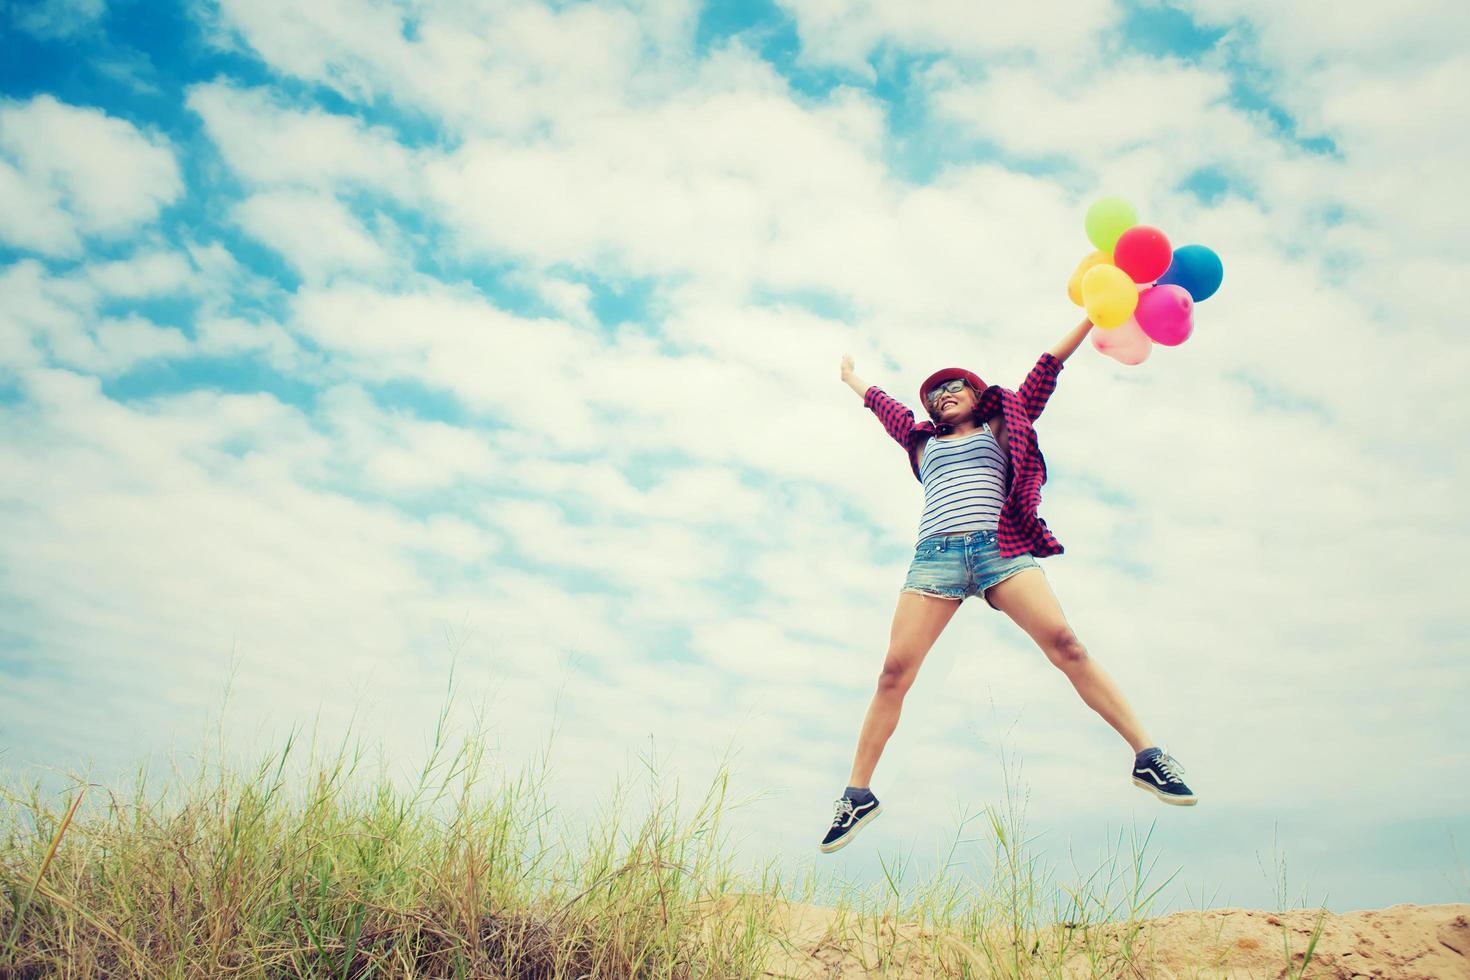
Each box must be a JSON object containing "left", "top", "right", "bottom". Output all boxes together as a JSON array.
[
  {"left": 1081, "top": 263, "right": 1139, "bottom": 329},
  {"left": 1067, "top": 250, "right": 1111, "bottom": 306}
]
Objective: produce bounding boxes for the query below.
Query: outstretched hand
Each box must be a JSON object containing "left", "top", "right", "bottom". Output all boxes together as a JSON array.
[{"left": 840, "top": 354, "right": 869, "bottom": 398}]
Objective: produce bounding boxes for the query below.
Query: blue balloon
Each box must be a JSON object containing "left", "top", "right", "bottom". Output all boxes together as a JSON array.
[{"left": 1157, "top": 244, "right": 1223, "bottom": 302}]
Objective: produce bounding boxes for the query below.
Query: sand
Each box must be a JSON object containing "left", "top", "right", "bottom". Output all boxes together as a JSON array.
[{"left": 706, "top": 895, "right": 1470, "bottom": 978}]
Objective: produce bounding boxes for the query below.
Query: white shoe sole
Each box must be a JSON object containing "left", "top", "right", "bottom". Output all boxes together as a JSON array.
[
  {"left": 1132, "top": 777, "right": 1198, "bottom": 806},
  {"left": 818, "top": 804, "right": 884, "bottom": 853}
]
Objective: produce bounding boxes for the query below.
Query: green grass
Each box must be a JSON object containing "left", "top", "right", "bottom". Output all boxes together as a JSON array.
[
  {"left": 0, "top": 679, "right": 776, "bottom": 978},
  {"left": 1, "top": 683, "right": 1323, "bottom": 979}
]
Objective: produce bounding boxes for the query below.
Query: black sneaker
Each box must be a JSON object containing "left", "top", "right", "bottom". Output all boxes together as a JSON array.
[
  {"left": 818, "top": 791, "right": 882, "bottom": 853},
  {"left": 1132, "top": 750, "right": 1197, "bottom": 805}
]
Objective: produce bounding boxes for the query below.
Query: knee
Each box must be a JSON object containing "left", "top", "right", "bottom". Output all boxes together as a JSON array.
[
  {"left": 1047, "top": 627, "right": 1088, "bottom": 667},
  {"left": 877, "top": 655, "right": 914, "bottom": 694}
]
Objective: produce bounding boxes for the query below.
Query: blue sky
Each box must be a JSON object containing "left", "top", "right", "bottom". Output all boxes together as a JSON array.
[{"left": 2, "top": 0, "right": 1468, "bottom": 917}]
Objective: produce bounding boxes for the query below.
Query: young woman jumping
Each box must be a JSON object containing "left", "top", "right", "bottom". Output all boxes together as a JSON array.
[{"left": 820, "top": 317, "right": 1196, "bottom": 854}]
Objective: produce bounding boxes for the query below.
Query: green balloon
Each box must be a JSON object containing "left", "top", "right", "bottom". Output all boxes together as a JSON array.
[{"left": 1085, "top": 196, "right": 1138, "bottom": 253}]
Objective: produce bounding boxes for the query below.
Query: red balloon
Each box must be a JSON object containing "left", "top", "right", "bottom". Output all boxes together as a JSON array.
[{"left": 1112, "top": 225, "right": 1172, "bottom": 284}]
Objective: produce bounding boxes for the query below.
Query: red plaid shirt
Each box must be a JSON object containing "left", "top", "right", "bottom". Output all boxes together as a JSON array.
[{"left": 863, "top": 352, "right": 1065, "bottom": 558}]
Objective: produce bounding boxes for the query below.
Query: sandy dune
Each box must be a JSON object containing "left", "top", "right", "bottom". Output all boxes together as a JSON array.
[{"left": 711, "top": 896, "right": 1470, "bottom": 978}]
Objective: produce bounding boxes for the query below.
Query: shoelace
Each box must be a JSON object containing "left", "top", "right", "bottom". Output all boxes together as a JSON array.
[
  {"left": 830, "top": 798, "right": 856, "bottom": 827},
  {"left": 1157, "top": 753, "right": 1186, "bottom": 784}
]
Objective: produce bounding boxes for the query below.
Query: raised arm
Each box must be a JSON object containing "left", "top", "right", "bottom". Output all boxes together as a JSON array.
[
  {"left": 843, "top": 353, "right": 930, "bottom": 473},
  {"left": 840, "top": 353, "right": 870, "bottom": 399},
  {"left": 1018, "top": 317, "right": 1091, "bottom": 421},
  {"left": 1047, "top": 317, "right": 1094, "bottom": 363}
]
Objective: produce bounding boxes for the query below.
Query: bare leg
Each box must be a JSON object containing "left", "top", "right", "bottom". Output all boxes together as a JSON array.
[
  {"left": 847, "top": 591, "right": 962, "bottom": 787},
  {"left": 984, "top": 568, "right": 1152, "bottom": 753}
]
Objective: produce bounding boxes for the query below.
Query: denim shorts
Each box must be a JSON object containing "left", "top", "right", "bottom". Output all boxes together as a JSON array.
[{"left": 901, "top": 529, "right": 1040, "bottom": 609}]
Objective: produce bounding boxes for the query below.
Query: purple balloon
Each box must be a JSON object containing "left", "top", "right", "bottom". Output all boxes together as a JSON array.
[{"left": 1134, "top": 285, "right": 1194, "bottom": 346}]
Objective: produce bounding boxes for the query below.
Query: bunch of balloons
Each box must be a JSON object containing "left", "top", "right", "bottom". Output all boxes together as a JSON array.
[{"left": 1066, "top": 196, "right": 1224, "bottom": 365}]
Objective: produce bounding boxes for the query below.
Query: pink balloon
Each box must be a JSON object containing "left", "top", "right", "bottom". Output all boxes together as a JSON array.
[
  {"left": 1134, "top": 284, "right": 1194, "bottom": 346},
  {"left": 1091, "top": 317, "right": 1152, "bottom": 365},
  {"left": 1113, "top": 225, "right": 1172, "bottom": 284}
]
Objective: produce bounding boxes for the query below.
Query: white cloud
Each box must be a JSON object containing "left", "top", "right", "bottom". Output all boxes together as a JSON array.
[
  {"left": 0, "top": 367, "right": 517, "bottom": 764},
  {"left": 1, "top": 254, "right": 237, "bottom": 376},
  {"left": 0, "top": 95, "right": 181, "bottom": 255},
  {"left": 0, "top": 359, "right": 846, "bottom": 844},
  {"left": 775, "top": 0, "right": 1118, "bottom": 72},
  {"left": 185, "top": 82, "right": 418, "bottom": 192},
  {"left": 927, "top": 58, "right": 1233, "bottom": 160},
  {"left": 0, "top": 260, "right": 187, "bottom": 375},
  {"left": 284, "top": 281, "right": 607, "bottom": 448},
  {"left": 314, "top": 383, "right": 501, "bottom": 494},
  {"left": 203, "top": 0, "right": 409, "bottom": 103},
  {"left": 81, "top": 249, "right": 195, "bottom": 297},
  {"left": 1161, "top": 3, "right": 1470, "bottom": 321},
  {"left": 419, "top": 47, "right": 1098, "bottom": 328},
  {"left": 689, "top": 617, "right": 853, "bottom": 686},
  {"left": 192, "top": 315, "right": 309, "bottom": 373},
  {"left": 1308, "top": 56, "right": 1469, "bottom": 249},
  {"left": 205, "top": 0, "right": 692, "bottom": 136},
  {"left": 195, "top": 6, "right": 1155, "bottom": 330},
  {"left": 0, "top": 158, "right": 76, "bottom": 251},
  {"left": 9, "top": 0, "right": 106, "bottom": 39},
  {"left": 94, "top": 49, "right": 163, "bottom": 95},
  {"left": 503, "top": 457, "right": 769, "bottom": 529},
  {"left": 1180, "top": 0, "right": 1468, "bottom": 70},
  {"left": 1, "top": 261, "right": 76, "bottom": 371},
  {"left": 48, "top": 314, "right": 190, "bottom": 374},
  {"left": 514, "top": 272, "right": 595, "bottom": 325},
  {"left": 233, "top": 190, "right": 394, "bottom": 279}
]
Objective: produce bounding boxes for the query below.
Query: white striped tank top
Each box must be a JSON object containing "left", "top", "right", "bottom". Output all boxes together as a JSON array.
[{"left": 916, "top": 422, "right": 1010, "bottom": 542}]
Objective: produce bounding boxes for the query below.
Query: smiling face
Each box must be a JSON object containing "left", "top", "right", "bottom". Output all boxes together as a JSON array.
[{"left": 927, "top": 379, "right": 978, "bottom": 422}]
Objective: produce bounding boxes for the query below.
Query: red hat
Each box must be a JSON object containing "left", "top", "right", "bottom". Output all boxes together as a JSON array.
[{"left": 919, "top": 367, "right": 987, "bottom": 418}]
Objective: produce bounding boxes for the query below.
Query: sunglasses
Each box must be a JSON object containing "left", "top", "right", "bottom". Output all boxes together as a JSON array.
[{"left": 926, "top": 379, "right": 971, "bottom": 406}]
